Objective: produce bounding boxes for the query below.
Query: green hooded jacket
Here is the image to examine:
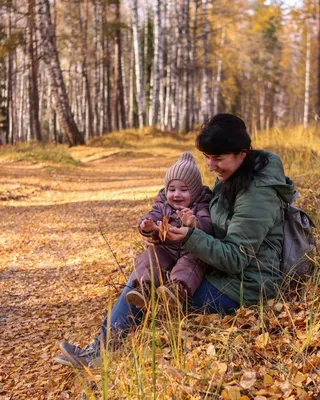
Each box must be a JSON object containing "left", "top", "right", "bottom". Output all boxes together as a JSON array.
[{"left": 183, "top": 151, "right": 295, "bottom": 306}]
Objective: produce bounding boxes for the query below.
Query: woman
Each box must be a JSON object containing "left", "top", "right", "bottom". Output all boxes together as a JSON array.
[{"left": 55, "top": 113, "right": 295, "bottom": 369}]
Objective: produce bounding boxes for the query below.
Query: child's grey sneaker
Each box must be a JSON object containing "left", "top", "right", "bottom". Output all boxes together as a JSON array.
[{"left": 58, "top": 341, "right": 101, "bottom": 369}]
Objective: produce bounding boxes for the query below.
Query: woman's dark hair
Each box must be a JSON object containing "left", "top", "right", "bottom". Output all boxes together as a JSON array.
[{"left": 196, "top": 113, "right": 269, "bottom": 205}]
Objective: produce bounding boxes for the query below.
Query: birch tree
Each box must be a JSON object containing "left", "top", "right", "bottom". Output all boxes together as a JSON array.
[
  {"left": 149, "top": 0, "right": 162, "bottom": 126},
  {"left": 201, "top": 0, "right": 210, "bottom": 122},
  {"left": 303, "top": 24, "right": 311, "bottom": 128},
  {"left": 132, "top": 0, "right": 145, "bottom": 127},
  {"left": 36, "top": 0, "right": 84, "bottom": 146},
  {"left": 28, "top": 0, "right": 42, "bottom": 142},
  {"left": 115, "top": 0, "right": 126, "bottom": 130},
  {"left": 317, "top": 0, "right": 320, "bottom": 120}
]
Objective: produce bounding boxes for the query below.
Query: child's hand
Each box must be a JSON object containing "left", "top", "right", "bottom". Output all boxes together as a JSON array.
[
  {"left": 177, "top": 208, "right": 197, "bottom": 227},
  {"left": 140, "top": 218, "right": 159, "bottom": 233}
]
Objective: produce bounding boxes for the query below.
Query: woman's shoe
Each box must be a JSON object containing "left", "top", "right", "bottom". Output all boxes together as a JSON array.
[{"left": 56, "top": 342, "right": 102, "bottom": 369}]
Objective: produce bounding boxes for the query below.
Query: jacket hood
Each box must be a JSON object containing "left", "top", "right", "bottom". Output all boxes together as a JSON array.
[{"left": 255, "top": 151, "right": 295, "bottom": 203}]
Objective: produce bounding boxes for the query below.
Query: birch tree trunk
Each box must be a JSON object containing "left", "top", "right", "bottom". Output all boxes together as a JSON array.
[
  {"left": 172, "top": 0, "right": 183, "bottom": 131},
  {"left": 164, "top": 0, "right": 177, "bottom": 130},
  {"left": 190, "top": 0, "right": 198, "bottom": 130},
  {"left": 149, "top": 0, "right": 162, "bottom": 126},
  {"left": 213, "top": 28, "right": 225, "bottom": 116},
  {"left": 181, "top": 0, "right": 190, "bottom": 133},
  {"left": 115, "top": 0, "right": 126, "bottom": 130},
  {"left": 317, "top": 0, "right": 320, "bottom": 121},
  {"left": 303, "top": 26, "right": 311, "bottom": 129},
  {"left": 93, "top": 0, "right": 101, "bottom": 135},
  {"left": 132, "top": 0, "right": 145, "bottom": 127},
  {"left": 36, "top": 0, "right": 85, "bottom": 146},
  {"left": 159, "top": 1, "right": 166, "bottom": 130},
  {"left": 6, "top": 10, "right": 15, "bottom": 144},
  {"left": 28, "top": 0, "right": 42, "bottom": 142},
  {"left": 79, "top": 0, "right": 94, "bottom": 140},
  {"left": 201, "top": 0, "right": 210, "bottom": 122}
]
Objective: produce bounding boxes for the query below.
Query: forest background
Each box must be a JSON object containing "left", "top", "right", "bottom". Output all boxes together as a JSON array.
[{"left": 0, "top": 0, "right": 319, "bottom": 145}]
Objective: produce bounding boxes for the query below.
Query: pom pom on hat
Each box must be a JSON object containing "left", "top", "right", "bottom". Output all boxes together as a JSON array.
[{"left": 164, "top": 152, "right": 202, "bottom": 204}]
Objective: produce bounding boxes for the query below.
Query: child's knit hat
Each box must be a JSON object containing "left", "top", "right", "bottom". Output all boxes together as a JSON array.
[{"left": 165, "top": 152, "right": 203, "bottom": 204}]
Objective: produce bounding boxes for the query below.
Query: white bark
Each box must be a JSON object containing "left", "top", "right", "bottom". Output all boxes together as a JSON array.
[
  {"left": 132, "top": 0, "right": 145, "bottom": 127},
  {"left": 36, "top": 0, "right": 84, "bottom": 145},
  {"left": 149, "top": 0, "right": 162, "bottom": 126},
  {"left": 303, "top": 27, "right": 311, "bottom": 129},
  {"left": 201, "top": 0, "right": 210, "bottom": 122},
  {"left": 213, "top": 28, "right": 225, "bottom": 116}
]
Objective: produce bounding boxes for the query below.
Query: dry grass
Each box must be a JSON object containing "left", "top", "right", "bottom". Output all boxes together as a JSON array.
[
  {"left": 70, "top": 125, "right": 320, "bottom": 399},
  {"left": 0, "top": 125, "right": 319, "bottom": 399}
]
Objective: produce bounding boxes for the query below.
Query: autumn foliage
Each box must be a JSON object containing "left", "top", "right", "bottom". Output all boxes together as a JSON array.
[{"left": 0, "top": 127, "right": 319, "bottom": 399}]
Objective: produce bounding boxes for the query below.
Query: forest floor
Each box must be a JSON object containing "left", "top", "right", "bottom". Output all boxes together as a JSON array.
[
  {"left": 0, "top": 136, "right": 319, "bottom": 399},
  {"left": 0, "top": 146, "right": 187, "bottom": 399}
]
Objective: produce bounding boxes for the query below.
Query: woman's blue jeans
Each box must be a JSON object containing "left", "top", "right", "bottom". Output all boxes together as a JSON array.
[{"left": 96, "top": 272, "right": 239, "bottom": 346}]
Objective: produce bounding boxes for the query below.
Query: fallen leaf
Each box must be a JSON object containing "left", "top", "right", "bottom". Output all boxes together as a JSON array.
[
  {"left": 239, "top": 371, "right": 256, "bottom": 389},
  {"left": 255, "top": 332, "right": 269, "bottom": 348}
]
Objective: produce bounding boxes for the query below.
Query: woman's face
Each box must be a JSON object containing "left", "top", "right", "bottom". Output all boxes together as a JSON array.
[{"left": 203, "top": 152, "right": 246, "bottom": 182}]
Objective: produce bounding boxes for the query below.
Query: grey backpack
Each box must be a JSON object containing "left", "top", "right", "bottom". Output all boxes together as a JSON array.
[{"left": 280, "top": 195, "right": 316, "bottom": 278}]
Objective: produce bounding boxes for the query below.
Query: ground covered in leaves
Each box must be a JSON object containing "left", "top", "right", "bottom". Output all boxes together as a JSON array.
[
  {"left": 0, "top": 138, "right": 319, "bottom": 399},
  {"left": 0, "top": 147, "right": 178, "bottom": 399}
]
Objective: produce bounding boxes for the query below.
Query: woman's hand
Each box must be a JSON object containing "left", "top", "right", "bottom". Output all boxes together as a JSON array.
[
  {"left": 141, "top": 235, "right": 159, "bottom": 248},
  {"left": 166, "top": 226, "right": 189, "bottom": 241},
  {"left": 177, "top": 208, "right": 197, "bottom": 227}
]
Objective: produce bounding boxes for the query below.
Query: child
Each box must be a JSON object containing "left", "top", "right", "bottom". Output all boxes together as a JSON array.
[{"left": 125, "top": 151, "right": 213, "bottom": 310}]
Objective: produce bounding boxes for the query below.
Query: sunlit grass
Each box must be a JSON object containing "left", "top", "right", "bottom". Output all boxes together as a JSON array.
[
  {"left": 1, "top": 124, "right": 319, "bottom": 397},
  {"left": 0, "top": 142, "right": 80, "bottom": 165}
]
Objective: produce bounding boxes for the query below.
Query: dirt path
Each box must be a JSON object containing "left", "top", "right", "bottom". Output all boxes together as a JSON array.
[{"left": 0, "top": 153, "right": 178, "bottom": 399}]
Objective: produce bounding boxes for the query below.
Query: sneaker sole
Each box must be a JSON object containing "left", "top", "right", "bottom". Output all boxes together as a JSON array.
[
  {"left": 125, "top": 291, "right": 147, "bottom": 308},
  {"left": 54, "top": 355, "right": 74, "bottom": 368},
  {"left": 58, "top": 342, "right": 84, "bottom": 369}
]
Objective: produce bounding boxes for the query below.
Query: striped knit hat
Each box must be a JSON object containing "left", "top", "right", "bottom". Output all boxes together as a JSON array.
[{"left": 165, "top": 152, "right": 203, "bottom": 204}]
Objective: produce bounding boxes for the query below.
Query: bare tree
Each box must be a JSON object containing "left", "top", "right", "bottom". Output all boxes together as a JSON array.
[
  {"left": 28, "top": 0, "right": 42, "bottom": 142},
  {"left": 303, "top": 23, "right": 311, "bottom": 129},
  {"left": 201, "top": 0, "right": 210, "bottom": 122},
  {"left": 317, "top": 0, "right": 320, "bottom": 120},
  {"left": 132, "top": 0, "right": 145, "bottom": 127},
  {"left": 149, "top": 0, "right": 162, "bottom": 126},
  {"left": 115, "top": 0, "right": 126, "bottom": 130},
  {"left": 36, "top": 0, "right": 85, "bottom": 146}
]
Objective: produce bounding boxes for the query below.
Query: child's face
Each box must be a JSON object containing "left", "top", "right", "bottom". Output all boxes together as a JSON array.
[{"left": 166, "top": 180, "right": 191, "bottom": 210}]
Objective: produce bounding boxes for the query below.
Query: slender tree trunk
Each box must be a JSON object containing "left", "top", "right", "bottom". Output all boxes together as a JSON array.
[
  {"left": 190, "top": 0, "right": 198, "bottom": 130},
  {"left": 159, "top": 1, "right": 166, "bottom": 130},
  {"left": 6, "top": 10, "right": 14, "bottom": 144},
  {"left": 79, "top": 0, "right": 94, "bottom": 139},
  {"left": 317, "top": 0, "right": 320, "bottom": 121},
  {"left": 132, "top": 0, "right": 145, "bottom": 127},
  {"left": 303, "top": 26, "right": 311, "bottom": 129},
  {"left": 213, "top": 28, "right": 225, "bottom": 116},
  {"left": 93, "top": 0, "right": 101, "bottom": 135},
  {"left": 115, "top": 0, "right": 126, "bottom": 130},
  {"left": 28, "top": 0, "right": 42, "bottom": 142},
  {"left": 36, "top": 0, "right": 85, "bottom": 146},
  {"left": 128, "top": 29, "right": 134, "bottom": 128},
  {"left": 201, "top": 0, "right": 210, "bottom": 122},
  {"left": 149, "top": 0, "right": 162, "bottom": 126},
  {"left": 181, "top": 0, "right": 190, "bottom": 133}
]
